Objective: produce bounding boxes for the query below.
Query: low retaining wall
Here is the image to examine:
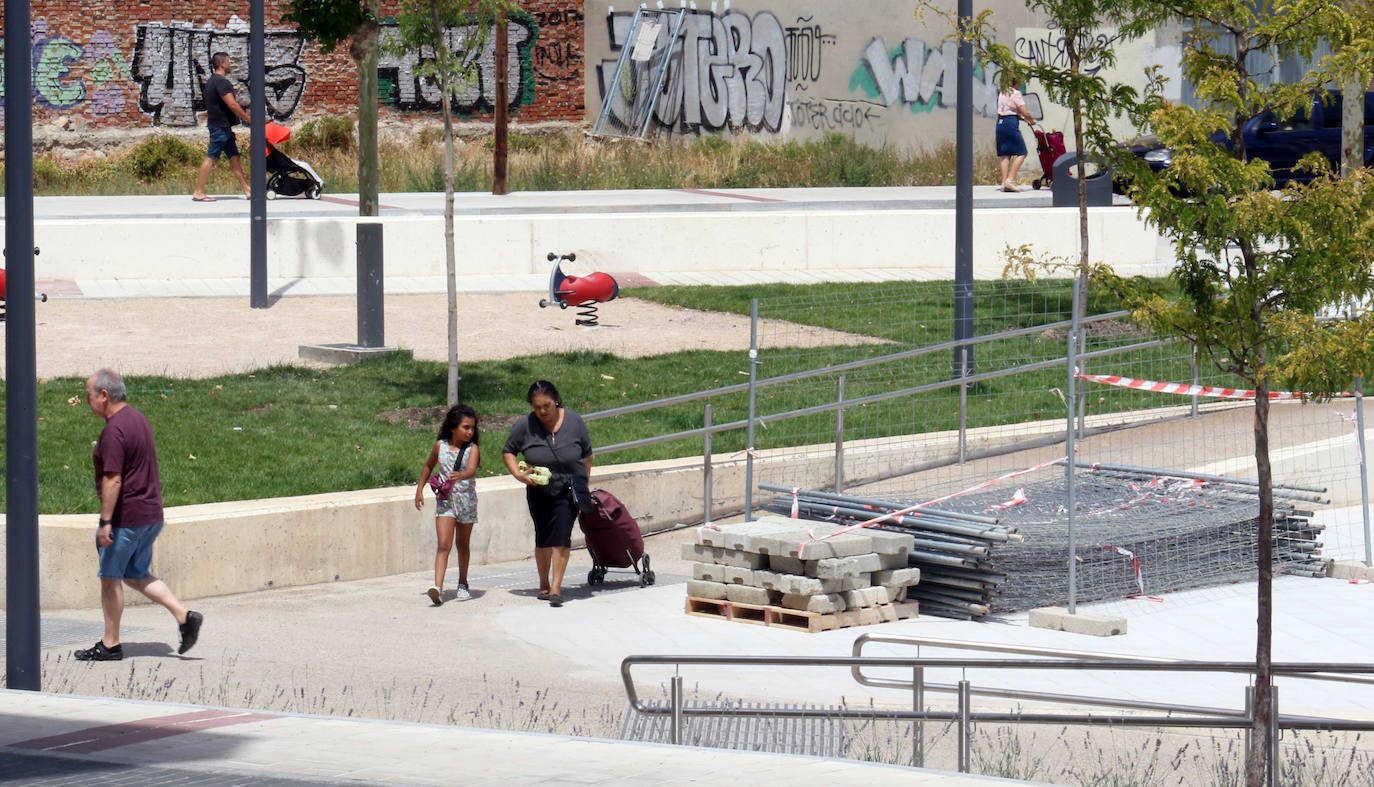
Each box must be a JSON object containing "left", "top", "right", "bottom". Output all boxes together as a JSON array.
[
  {"left": 34, "top": 207, "right": 1169, "bottom": 283},
  {"left": 6, "top": 452, "right": 749, "bottom": 611}
]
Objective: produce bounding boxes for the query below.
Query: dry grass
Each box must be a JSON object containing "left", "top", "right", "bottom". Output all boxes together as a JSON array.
[{"left": 17, "top": 124, "right": 1000, "bottom": 196}]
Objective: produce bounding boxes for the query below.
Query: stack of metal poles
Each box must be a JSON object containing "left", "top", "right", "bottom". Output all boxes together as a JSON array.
[{"left": 759, "top": 484, "right": 1018, "bottom": 620}]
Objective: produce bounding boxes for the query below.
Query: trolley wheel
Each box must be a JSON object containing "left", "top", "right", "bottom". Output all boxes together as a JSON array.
[
  {"left": 539, "top": 299, "right": 549, "bottom": 308},
  {"left": 1032, "top": 178, "right": 1043, "bottom": 190},
  {"left": 265, "top": 189, "right": 276, "bottom": 200},
  {"left": 308, "top": 186, "right": 322, "bottom": 200},
  {"left": 645, "top": 570, "right": 656, "bottom": 586},
  {"left": 587, "top": 569, "right": 598, "bottom": 586},
  {"left": 559, "top": 302, "right": 568, "bottom": 310}
]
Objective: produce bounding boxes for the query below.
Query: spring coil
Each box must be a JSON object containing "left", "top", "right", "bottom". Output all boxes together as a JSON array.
[{"left": 575, "top": 302, "right": 600, "bottom": 327}]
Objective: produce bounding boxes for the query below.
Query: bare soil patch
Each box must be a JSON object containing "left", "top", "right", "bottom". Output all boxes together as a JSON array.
[{"left": 3, "top": 292, "right": 887, "bottom": 380}]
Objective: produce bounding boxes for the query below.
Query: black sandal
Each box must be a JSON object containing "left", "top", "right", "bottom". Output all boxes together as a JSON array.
[
  {"left": 74, "top": 640, "right": 123, "bottom": 661},
  {"left": 536, "top": 591, "right": 551, "bottom": 601}
]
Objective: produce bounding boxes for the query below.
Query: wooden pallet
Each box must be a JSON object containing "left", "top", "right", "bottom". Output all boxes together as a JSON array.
[{"left": 685, "top": 596, "right": 919, "bottom": 633}]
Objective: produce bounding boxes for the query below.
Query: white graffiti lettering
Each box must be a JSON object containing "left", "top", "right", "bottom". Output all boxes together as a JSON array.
[
  {"left": 860, "top": 36, "right": 999, "bottom": 117},
  {"left": 376, "top": 19, "right": 534, "bottom": 114},
  {"left": 132, "top": 23, "right": 306, "bottom": 126},
  {"left": 598, "top": 9, "right": 787, "bottom": 133}
]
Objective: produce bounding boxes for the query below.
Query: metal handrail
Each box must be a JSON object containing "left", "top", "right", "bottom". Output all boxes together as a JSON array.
[
  {"left": 852, "top": 633, "right": 1374, "bottom": 687},
  {"left": 620, "top": 646, "right": 1374, "bottom": 779},
  {"left": 583, "top": 308, "right": 1133, "bottom": 424},
  {"left": 593, "top": 333, "right": 1171, "bottom": 456}
]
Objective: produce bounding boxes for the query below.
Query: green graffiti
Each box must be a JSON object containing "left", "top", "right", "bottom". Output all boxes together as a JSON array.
[{"left": 35, "top": 37, "right": 86, "bottom": 109}]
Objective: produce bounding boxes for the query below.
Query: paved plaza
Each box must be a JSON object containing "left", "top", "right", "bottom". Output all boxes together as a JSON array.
[{"left": 3, "top": 188, "right": 1372, "bottom": 785}]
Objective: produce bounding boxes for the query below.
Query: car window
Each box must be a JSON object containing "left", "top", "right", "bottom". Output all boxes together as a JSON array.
[{"left": 1276, "top": 107, "right": 1312, "bottom": 131}]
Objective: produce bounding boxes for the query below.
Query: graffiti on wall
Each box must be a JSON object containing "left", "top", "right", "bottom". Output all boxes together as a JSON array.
[
  {"left": 598, "top": 9, "right": 788, "bottom": 132},
  {"left": 132, "top": 22, "right": 306, "bottom": 126},
  {"left": 0, "top": 20, "right": 130, "bottom": 123},
  {"left": 1014, "top": 26, "right": 1111, "bottom": 76},
  {"left": 784, "top": 16, "right": 836, "bottom": 87},
  {"left": 852, "top": 36, "right": 1000, "bottom": 117},
  {"left": 529, "top": 7, "right": 581, "bottom": 82},
  {"left": 377, "top": 18, "right": 536, "bottom": 114}
]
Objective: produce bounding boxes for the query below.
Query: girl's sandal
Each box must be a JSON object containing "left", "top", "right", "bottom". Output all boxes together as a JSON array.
[
  {"left": 536, "top": 590, "right": 551, "bottom": 601},
  {"left": 427, "top": 586, "right": 443, "bottom": 606}
]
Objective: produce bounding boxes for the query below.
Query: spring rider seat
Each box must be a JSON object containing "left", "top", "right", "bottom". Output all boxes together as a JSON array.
[{"left": 538, "top": 252, "right": 619, "bottom": 327}]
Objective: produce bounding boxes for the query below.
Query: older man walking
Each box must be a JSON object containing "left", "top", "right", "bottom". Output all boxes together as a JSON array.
[{"left": 76, "top": 369, "right": 202, "bottom": 661}]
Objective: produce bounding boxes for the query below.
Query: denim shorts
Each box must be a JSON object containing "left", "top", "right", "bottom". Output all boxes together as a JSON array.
[
  {"left": 97, "top": 521, "right": 164, "bottom": 580},
  {"left": 206, "top": 125, "right": 240, "bottom": 160}
]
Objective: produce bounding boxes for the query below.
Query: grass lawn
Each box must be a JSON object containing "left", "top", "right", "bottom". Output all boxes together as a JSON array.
[{"left": 2, "top": 279, "right": 1203, "bottom": 515}]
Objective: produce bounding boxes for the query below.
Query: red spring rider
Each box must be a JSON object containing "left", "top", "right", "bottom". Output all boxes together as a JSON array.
[{"left": 538, "top": 252, "right": 619, "bottom": 327}]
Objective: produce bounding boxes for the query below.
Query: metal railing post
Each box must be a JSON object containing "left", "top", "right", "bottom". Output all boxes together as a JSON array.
[
  {"left": 1269, "top": 685, "right": 1280, "bottom": 787},
  {"left": 1191, "top": 347, "right": 1200, "bottom": 418},
  {"left": 703, "top": 403, "right": 713, "bottom": 526},
  {"left": 912, "top": 665, "right": 925, "bottom": 768},
  {"left": 1244, "top": 684, "right": 1254, "bottom": 759},
  {"left": 744, "top": 299, "right": 759, "bottom": 521},
  {"left": 959, "top": 365, "right": 969, "bottom": 464},
  {"left": 670, "top": 674, "right": 684, "bottom": 745},
  {"left": 834, "top": 375, "right": 846, "bottom": 493},
  {"left": 958, "top": 679, "right": 972, "bottom": 772},
  {"left": 1357, "top": 377, "right": 1371, "bottom": 566}
]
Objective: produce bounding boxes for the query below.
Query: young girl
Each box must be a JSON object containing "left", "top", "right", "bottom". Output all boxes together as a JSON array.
[{"left": 414, "top": 404, "right": 480, "bottom": 605}]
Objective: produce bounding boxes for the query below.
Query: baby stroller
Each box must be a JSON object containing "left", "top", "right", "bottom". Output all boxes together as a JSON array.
[
  {"left": 264, "top": 122, "right": 324, "bottom": 200},
  {"left": 579, "top": 489, "right": 655, "bottom": 587},
  {"left": 1031, "top": 127, "right": 1066, "bottom": 190}
]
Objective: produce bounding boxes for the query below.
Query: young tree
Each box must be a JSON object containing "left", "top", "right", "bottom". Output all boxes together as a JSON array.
[
  {"left": 1106, "top": 3, "right": 1374, "bottom": 783},
  {"left": 284, "top": 0, "right": 382, "bottom": 218},
  {"left": 390, "top": 0, "right": 519, "bottom": 403},
  {"left": 959, "top": 0, "right": 1162, "bottom": 292}
]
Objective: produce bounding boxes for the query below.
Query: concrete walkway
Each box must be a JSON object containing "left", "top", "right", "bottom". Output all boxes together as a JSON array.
[{"left": 0, "top": 691, "right": 1038, "bottom": 786}]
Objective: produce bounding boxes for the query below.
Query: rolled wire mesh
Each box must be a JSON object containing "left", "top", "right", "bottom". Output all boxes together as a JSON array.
[{"left": 751, "top": 278, "right": 1367, "bottom": 615}]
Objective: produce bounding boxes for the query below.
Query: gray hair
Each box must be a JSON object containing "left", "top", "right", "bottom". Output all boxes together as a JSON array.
[{"left": 91, "top": 369, "right": 127, "bottom": 402}]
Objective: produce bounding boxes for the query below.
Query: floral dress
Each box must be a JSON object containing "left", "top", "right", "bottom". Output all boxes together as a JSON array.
[{"left": 435, "top": 442, "right": 477, "bottom": 524}]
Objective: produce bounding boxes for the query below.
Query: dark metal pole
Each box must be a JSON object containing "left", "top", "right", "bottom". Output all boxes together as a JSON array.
[
  {"left": 953, "top": 0, "right": 974, "bottom": 379},
  {"left": 249, "top": 0, "right": 268, "bottom": 308},
  {"left": 6, "top": 0, "right": 43, "bottom": 691},
  {"left": 357, "top": 222, "right": 385, "bottom": 347}
]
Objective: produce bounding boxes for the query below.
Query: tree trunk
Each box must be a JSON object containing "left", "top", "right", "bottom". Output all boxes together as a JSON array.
[
  {"left": 493, "top": 14, "right": 509, "bottom": 195},
  {"left": 1068, "top": 37, "right": 1090, "bottom": 429},
  {"left": 350, "top": 4, "right": 381, "bottom": 218},
  {"left": 1341, "top": 76, "right": 1365, "bottom": 177},
  {"left": 431, "top": 0, "right": 460, "bottom": 404},
  {"left": 1247, "top": 369, "right": 1275, "bottom": 787}
]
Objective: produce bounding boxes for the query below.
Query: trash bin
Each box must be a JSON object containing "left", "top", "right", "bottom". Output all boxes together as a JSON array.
[{"left": 1051, "top": 152, "right": 1114, "bottom": 207}]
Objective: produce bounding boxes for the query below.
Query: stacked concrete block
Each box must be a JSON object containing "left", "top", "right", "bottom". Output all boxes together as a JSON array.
[{"left": 685, "top": 516, "right": 923, "bottom": 625}]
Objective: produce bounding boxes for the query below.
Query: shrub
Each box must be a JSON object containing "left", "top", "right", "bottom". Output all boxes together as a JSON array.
[
  {"left": 125, "top": 134, "right": 200, "bottom": 181},
  {"left": 291, "top": 116, "right": 356, "bottom": 152},
  {"left": 32, "top": 156, "right": 64, "bottom": 189}
]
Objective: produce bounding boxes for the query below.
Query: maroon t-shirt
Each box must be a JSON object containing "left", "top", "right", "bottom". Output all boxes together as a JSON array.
[{"left": 93, "top": 405, "right": 164, "bottom": 528}]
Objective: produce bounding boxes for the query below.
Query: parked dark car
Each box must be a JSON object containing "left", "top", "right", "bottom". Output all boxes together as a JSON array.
[{"left": 1127, "top": 91, "right": 1374, "bottom": 185}]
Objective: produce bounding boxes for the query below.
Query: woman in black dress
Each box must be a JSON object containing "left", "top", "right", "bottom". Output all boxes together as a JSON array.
[{"left": 502, "top": 380, "right": 593, "bottom": 607}]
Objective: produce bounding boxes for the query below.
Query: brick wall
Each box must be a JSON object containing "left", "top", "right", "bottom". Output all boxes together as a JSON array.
[{"left": 6, "top": 0, "right": 584, "bottom": 129}]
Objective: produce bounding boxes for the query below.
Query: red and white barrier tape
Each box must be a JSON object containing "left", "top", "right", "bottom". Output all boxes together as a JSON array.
[
  {"left": 1076, "top": 372, "right": 1352, "bottom": 400},
  {"left": 1103, "top": 545, "right": 1163, "bottom": 601},
  {"left": 985, "top": 487, "right": 1027, "bottom": 512}
]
